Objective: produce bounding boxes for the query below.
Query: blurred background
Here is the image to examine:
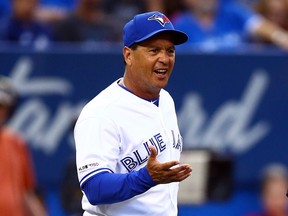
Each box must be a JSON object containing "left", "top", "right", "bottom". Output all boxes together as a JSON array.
[{"left": 0, "top": 0, "right": 288, "bottom": 215}]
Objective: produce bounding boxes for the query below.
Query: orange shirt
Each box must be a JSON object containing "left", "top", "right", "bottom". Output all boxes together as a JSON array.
[{"left": 0, "top": 127, "right": 35, "bottom": 216}]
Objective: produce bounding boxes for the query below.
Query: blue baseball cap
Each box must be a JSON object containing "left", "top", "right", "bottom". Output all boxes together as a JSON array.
[{"left": 123, "top": 11, "right": 188, "bottom": 47}]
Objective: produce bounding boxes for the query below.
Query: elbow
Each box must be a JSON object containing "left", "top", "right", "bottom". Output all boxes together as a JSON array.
[
  {"left": 81, "top": 180, "right": 101, "bottom": 206},
  {"left": 85, "top": 191, "right": 99, "bottom": 206}
]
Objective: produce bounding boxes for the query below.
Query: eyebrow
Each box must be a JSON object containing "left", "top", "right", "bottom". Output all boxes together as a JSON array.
[{"left": 141, "top": 44, "right": 175, "bottom": 50}]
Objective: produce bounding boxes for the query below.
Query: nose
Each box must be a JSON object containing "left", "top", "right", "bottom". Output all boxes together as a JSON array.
[{"left": 158, "top": 51, "right": 169, "bottom": 65}]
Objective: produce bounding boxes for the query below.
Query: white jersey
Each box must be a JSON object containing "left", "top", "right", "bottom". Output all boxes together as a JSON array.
[{"left": 74, "top": 79, "right": 183, "bottom": 216}]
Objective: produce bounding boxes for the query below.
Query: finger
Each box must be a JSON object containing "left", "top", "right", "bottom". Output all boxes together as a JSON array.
[
  {"left": 169, "top": 167, "right": 192, "bottom": 181},
  {"left": 177, "top": 172, "right": 191, "bottom": 182},
  {"left": 148, "top": 145, "right": 158, "bottom": 160},
  {"left": 160, "top": 170, "right": 191, "bottom": 183},
  {"left": 170, "top": 164, "right": 191, "bottom": 172},
  {"left": 161, "top": 161, "right": 180, "bottom": 170},
  {"left": 178, "top": 166, "right": 192, "bottom": 175},
  {"left": 180, "top": 164, "right": 192, "bottom": 173},
  {"left": 164, "top": 165, "right": 192, "bottom": 179}
]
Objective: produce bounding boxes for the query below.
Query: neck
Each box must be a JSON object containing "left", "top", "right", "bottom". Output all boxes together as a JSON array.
[{"left": 119, "top": 78, "right": 160, "bottom": 100}]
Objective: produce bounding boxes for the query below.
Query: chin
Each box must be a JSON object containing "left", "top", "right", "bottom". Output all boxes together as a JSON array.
[
  {"left": 155, "top": 83, "right": 168, "bottom": 91},
  {"left": 159, "top": 79, "right": 169, "bottom": 87}
]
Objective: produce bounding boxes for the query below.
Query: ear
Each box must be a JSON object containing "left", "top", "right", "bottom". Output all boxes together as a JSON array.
[{"left": 123, "top": 47, "right": 132, "bottom": 66}]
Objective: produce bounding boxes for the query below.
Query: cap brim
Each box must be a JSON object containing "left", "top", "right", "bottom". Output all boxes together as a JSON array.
[{"left": 134, "top": 29, "right": 188, "bottom": 46}]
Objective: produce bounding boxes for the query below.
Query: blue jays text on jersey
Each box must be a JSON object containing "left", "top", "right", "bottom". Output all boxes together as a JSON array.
[{"left": 121, "top": 130, "right": 183, "bottom": 172}]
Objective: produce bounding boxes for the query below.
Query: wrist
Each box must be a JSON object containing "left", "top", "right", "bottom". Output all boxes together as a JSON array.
[
  {"left": 271, "top": 30, "right": 288, "bottom": 45},
  {"left": 139, "top": 166, "right": 157, "bottom": 187}
]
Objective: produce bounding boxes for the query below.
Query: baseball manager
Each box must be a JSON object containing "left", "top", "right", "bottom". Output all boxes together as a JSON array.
[{"left": 74, "top": 11, "right": 192, "bottom": 216}]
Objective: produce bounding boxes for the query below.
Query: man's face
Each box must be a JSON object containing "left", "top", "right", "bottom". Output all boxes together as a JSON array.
[{"left": 124, "top": 33, "right": 175, "bottom": 99}]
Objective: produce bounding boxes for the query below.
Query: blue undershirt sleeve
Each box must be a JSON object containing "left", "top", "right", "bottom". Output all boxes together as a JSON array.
[{"left": 81, "top": 166, "right": 157, "bottom": 205}]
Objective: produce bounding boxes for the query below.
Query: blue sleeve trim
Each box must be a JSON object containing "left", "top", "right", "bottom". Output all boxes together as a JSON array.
[
  {"left": 79, "top": 167, "right": 114, "bottom": 185},
  {"left": 81, "top": 166, "right": 157, "bottom": 205}
]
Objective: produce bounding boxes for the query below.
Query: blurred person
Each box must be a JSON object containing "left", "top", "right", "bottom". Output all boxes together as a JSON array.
[
  {"left": 53, "top": 0, "right": 120, "bottom": 43},
  {"left": 145, "top": 0, "right": 165, "bottom": 13},
  {"left": 255, "top": 0, "right": 288, "bottom": 30},
  {"left": 105, "top": 0, "right": 166, "bottom": 43},
  {"left": 0, "top": 76, "right": 47, "bottom": 216},
  {"left": 163, "top": 0, "right": 185, "bottom": 20},
  {"left": 246, "top": 163, "right": 288, "bottom": 216},
  {"left": 0, "top": 0, "right": 53, "bottom": 47},
  {"left": 172, "top": 0, "right": 288, "bottom": 51},
  {"left": 253, "top": 0, "right": 288, "bottom": 44},
  {"left": 35, "top": 0, "right": 75, "bottom": 24},
  {"left": 35, "top": 6, "right": 68, "bottom": 25},
  {"left": 99, "top": 0, "right": 147, "bottom": 44}
]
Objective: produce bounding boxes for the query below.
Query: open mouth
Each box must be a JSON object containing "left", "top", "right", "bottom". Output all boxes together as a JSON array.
[
  {"left": 154, "top": 69, "right": 168, "bottom": 74},
  {"left": 154, "top": 69, "right": 168, "bottom": 80}
]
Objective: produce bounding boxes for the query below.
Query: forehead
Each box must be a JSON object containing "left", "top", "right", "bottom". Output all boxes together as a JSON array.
[{"left": 138, "top": 32, "right": 175, "bottom": 47}]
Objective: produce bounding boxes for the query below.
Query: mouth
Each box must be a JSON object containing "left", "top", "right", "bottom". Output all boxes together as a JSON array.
[{"left": 154, "top": 69, "right": 168, "bottom": 78}]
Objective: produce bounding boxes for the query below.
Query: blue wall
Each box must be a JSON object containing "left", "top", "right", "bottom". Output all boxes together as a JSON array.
[{"left": 1, "top": 45, "right": 287, "bottom": 215}]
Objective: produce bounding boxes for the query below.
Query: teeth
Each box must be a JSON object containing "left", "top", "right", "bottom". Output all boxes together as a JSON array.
[{"left": 155, "top": 69, "right": 167, "bottom": 73}]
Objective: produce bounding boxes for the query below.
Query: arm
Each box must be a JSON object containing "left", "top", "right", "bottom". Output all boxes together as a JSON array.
[
  {"left": 253, "top": 19, "right": 288, "bottom": 50},
  {"left": 24, "top": 191, "right": 47, "bottom": 216},
  {"left": 231, "top": 2, "right": 288, "bottom": 50},
  {"left": 18, "top": 138, "right": 47, "bottom": 216},
  {"left": 82, "top": 166, "right": 156, "bottom": 205},
  {"left": 82, "top": 145, "right": 192, "bottom": 205}
]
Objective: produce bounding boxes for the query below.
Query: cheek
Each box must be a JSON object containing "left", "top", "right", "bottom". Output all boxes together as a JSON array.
[
  {"left": 170, "top": 58, "right": 175, "bottom": 66},
  {"left": 132, "top": 57, "right": 149, "bottom": 72},
  {"left": 137, "top": 58, "right": 156, "bottom": 74},
  {"left": 169, "top": 59, "right": 175, "bottom": 72}
]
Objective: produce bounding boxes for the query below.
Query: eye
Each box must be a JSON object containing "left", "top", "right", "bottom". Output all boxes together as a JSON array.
[
  {"left": 168, "top": 48, "right": 175, "bottom": 55},
  {"left": 149, "top": 48, "right": 159, "bottom": 54}
]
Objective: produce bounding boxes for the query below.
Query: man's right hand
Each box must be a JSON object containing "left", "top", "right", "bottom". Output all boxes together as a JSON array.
[{"left": 146, "top": 145, "right": 192, "bottom": 184}]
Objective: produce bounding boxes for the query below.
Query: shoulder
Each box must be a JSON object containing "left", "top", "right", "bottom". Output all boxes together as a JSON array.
[
  {"left": 160, "top": 89, "right": 172, "bottom": 98},
  {"left": 77, "top": 81, "right": 123, "bottom": 121},
  {"left": 160, "top": 89, "right": 175, "bottom": 106}
]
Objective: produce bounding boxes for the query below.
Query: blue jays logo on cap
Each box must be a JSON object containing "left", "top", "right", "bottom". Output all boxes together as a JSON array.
[
  {"left": 148, "top": 14, "right": 170, "bottom": 27},
  {"left": 123, "top": 11, "right": 188, "bottom": 47}
]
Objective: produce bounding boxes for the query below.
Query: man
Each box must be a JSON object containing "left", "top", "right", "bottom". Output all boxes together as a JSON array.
[
  {"left": 74, "top": 11, "right": 192, "bottom": 216},
  {"left": 0, "top": 76, "right": 47, "bottom": 216}
]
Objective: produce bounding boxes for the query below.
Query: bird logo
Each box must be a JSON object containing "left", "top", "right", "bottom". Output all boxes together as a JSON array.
[{"left": 148, "top": 14, "right": 170, "bottom": 27}]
